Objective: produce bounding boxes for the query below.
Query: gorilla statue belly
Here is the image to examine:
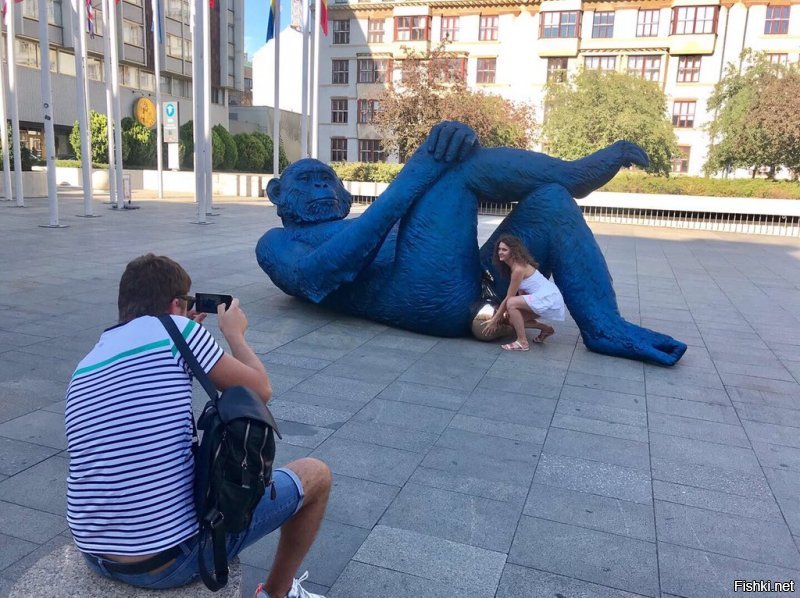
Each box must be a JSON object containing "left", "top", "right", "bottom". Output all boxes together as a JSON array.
[{"left": 255, "top": 121, "right": 687, "bottom": 366}]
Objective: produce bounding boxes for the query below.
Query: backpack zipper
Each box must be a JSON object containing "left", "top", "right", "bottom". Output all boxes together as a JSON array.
[{"left": 240, "top": 420, "right": 252, "bottom": 477}]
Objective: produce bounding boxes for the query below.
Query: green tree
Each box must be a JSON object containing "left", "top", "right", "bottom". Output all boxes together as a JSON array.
[
  {"left": 211, "top": 129, "right": 225, "bottom": 169},
  {"left": 213, "top": 124, "right": 238, "bottom": 170},
  {"left": 121, "top": 117, "right": 155, "bottom": 167},
  {"left": 179, "top": 120, "right": 194, "bottom": 168},
  {"left": 1, "top": 127, "right": 34, "bottom": 171},
  {"left": 375, "top": 43, "right": 537, "bottom": 162},
  {"left": 250, "top": 132, "right": 289, "bottom": 173},
  {"left": 234, "top": 133, "right": 267, "bottom": 172},
  {"left": 70, "top": 110, "right": 111, "bottom": 164},
  {"left": 706, "top": 50, "right": 800, "bottom": 178},
  {"left": 542, "top": 69, "right": 677, "bottom": 175}
]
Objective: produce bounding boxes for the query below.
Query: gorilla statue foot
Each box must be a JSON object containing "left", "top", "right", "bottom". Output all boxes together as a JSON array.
[{"left": 581, "top": 318, "right": 687, "bottom": 367}]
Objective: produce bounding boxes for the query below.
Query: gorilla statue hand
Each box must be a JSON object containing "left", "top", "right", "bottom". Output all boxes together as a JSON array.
[{"left": 426, "top": 121, "right": 479, "bottom": 163}]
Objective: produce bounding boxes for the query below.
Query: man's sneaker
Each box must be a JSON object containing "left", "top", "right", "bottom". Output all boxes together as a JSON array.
[{"left": 253, "top": 572, "right": 325, "bottom": 598}]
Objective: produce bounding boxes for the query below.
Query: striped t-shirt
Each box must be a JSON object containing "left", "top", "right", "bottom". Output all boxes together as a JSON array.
[{"left": 65, "top": 315, "right": 223, "bottom": 555}]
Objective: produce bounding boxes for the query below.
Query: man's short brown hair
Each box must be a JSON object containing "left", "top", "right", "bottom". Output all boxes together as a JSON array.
[{"left": 118, "top": 254, "right": 192, "bottom": 323}]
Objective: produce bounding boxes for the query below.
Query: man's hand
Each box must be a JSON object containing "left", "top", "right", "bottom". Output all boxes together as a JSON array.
[
  {"left": 426, "top": 121, "right": 479, "bottom": 163},
  {"left": 217, "top": 298, "right": 248, "bottom": 341},
  {"left": 187, "top": 310, "right": 207, "bottom": 324}
]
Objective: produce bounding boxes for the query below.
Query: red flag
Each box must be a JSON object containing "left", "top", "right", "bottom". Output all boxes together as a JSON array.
[
  {"left": 320, "top": 0, "right": 328, "bottom": 35},
  {"left": 2, "top": 0, "right": 24, "bottom": 19}
]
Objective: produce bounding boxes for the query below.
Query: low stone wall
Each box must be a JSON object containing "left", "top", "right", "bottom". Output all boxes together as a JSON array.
[{"left": 0, "top": 171, "right": 50, "bottom": 198}]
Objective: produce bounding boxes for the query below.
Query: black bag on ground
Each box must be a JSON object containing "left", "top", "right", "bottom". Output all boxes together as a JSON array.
[{"left": 159, "top": 315, "right": 281, "bottom": 592}]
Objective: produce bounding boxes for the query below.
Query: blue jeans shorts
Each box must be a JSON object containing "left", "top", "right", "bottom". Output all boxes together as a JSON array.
[{"left": 82, "top": 468, "right": 304, "bottom": 590}]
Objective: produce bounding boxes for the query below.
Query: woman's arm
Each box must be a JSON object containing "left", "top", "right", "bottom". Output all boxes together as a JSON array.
[{"left": 484, "top": 267, "right": 524, "bottom": 334}]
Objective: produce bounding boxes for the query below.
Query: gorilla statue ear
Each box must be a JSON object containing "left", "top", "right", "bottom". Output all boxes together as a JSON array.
[{"left": 266, "top": 178, "right": 282, "bottom": 205}]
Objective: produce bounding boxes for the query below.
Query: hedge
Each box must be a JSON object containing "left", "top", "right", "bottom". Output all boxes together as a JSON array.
[{"left": 329, "top": 162, "right": 402, "bottom": 184}]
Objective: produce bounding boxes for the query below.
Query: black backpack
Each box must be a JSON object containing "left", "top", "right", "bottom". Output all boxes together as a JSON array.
[{"left": 160, "top": 315, "right": 281, "bottom": 591}]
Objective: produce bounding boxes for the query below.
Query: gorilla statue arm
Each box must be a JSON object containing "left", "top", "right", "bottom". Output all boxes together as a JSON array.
[{"left": 258, "top": 122, "right": 479, "bottom": 302}]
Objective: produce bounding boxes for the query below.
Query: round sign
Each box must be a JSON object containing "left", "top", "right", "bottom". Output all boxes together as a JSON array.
[{"left": 134, "top": 97, "right": 157, "bottom": 128}]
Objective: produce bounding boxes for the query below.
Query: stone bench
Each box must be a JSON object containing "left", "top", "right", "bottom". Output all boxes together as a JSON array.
[{"left": 10, "top": 544, "right": 241, "bottom": 598}]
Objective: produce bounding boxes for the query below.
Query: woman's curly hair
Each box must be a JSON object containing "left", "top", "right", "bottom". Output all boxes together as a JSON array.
[{"left": 492, "top": 234, "right": 538, "bottom": 279}]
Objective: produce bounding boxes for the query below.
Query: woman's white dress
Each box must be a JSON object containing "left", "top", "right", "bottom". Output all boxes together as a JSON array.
[{"left": 518, "top": 270, "right": 566, "bottom": 321}]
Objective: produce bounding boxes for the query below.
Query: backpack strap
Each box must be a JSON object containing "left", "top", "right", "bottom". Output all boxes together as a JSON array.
[{"left": 158, "top": 314, "right": 229, "bottom": 591}]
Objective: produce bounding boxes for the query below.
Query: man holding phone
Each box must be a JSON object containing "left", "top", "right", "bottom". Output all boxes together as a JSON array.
[{"left": 65, "top": 254, "right": 331, "bottom": 598}]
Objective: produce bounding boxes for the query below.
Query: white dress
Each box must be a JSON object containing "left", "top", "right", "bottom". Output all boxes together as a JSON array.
[{"left": 518, "top": 270, "right": 566, "bottom": 321}]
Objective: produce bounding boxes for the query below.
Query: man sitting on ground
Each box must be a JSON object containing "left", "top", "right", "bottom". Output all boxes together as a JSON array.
[{"left": 65, "top": 254, "right": 331, "bottom": 598}]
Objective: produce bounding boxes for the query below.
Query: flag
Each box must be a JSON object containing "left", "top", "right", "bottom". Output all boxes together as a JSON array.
[
  {"left": 1, "top": 0, "right": 24, "bottom": 19},
  {"left": 265, "top": 0, "right": 276, "bottom": 42},
  {"left": 320, "top": 0, "right": 327, "bottom": 35},
  {"left": 86, "top": 0, "right": 96, "bottom": 38},
  {"left": 150, "top": 0, "right": 163, "bottom": 43}
]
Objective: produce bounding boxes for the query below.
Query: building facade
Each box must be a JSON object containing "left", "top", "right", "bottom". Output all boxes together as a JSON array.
[
  {"left": 2, "top": 0, "right": 245, "bottom": 158},
  {"left": 321, "top": 0, "right": 799, "bottom": 175}
]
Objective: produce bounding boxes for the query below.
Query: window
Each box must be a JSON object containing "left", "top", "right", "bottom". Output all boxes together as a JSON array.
[
  {"left": 330, "top": 138, "right": 348, "bottom": 162},
  {"left": 476, "top": 57, "right": 496, "bottom": 83},
  {"left": 672, "top": 100, "right": 696, "bottom": 128},
  {"left": 48, "top": 0, "right": 62, "bottom": 25},
  {"left": 87, "top": 56, "right": 103, "bottom": 81},
  {"left": 764, "top": 6, "right": 790, "bottom": 34},
  {"left": 637, "top": 9, "right": 660, "bottom": 37},
  {"left": 49, "top": 48, "right": 57, "bottom": 73},
  {"left": 358, "top": 139, "right": 384, "bottom": 162},
  {"left": 676, "top": 55, "right": 701, "bottom": 82},
  {"left": 123, "top": 19, "right": 144, "bottom": 47},
  {"left": 627, "top": 55, "right": 661, "bottom": 81},
  {"left": 357, "top": 99, "right": 380, "bottom": 123},
  {"left": 140, "top": 71, "right": 156, "bottom": 91},
  {"left": 331, "top": 98, "right": 348, "bottom": 124},
  {"left": 541, "top": 11, "right": 580, "bottom": 39},
  {"left": 395, "top": 16, "right": 429, "bottom": 41},
  {"left": 585, "top": 56, "right": 616, "bottom": 71},
  {"left": 547, "top": 57, "right": 568, "bottom": 83},
  {"left": 332, "top": 59, "right": 349, "bottom": 84},
  {"left": 120, "top": 64, "right": 139, "bottom": 87},
  {"left": 592, "top": 11, "right": 614, "bottom": 38},
  {"left": 479, "top": 15, "right": 498, "bottom": 41},
  {"left": 357, "top": 58, "right": 391, "bottom": 83},
  {"left": 432, "top": 57, "right": 466, "bottom": 83},
  {"left": 333, "top": 19, "right": 350, "bottom": 44},
  {"left": 441, "top": 16, "right": 458, "bottom": 40},
  {"left": 368, "top": 18, "right": 384, "bottom": 43},
  {"left": 166, "top": 0, "right": 188, "bottom": 20},
  {"left": 167, "top": 34, "right": 183, "bottom": 58},
  {"left": 16, "top": 39, "right": 40, "bottom": 68},
  {"left": 671, "top": 146, "right": 690, "bottom": 173},
  {"left": 56, "top": 50, "right": 75, "bottom": 76},
  {"left": 671, "top": 6, "right": 718, "bottom": 35},
  {"left": 768, "top": 53, "right": 789, "bottom": 65}
]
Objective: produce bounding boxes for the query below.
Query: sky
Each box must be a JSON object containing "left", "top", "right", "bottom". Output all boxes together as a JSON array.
[{"left": 244, "top": 0, "right": 293, "bottom": 60}]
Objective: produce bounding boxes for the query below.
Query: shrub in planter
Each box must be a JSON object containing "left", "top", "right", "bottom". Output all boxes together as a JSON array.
[
  {"left": 234, "top": 133, "right": 267, "bottom": 172},
  {"left": 213, "top": 125, "right": 237, "bottom": 170}
]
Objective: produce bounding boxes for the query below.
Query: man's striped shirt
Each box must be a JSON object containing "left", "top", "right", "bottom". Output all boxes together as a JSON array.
[{"left": 65, "top": 315, "right": 223, "bottom": 555}]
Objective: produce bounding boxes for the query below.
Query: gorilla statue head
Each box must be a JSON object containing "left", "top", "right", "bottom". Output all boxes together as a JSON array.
[{"left": 266, "top": 159, "right": 353, "bottom": 225}]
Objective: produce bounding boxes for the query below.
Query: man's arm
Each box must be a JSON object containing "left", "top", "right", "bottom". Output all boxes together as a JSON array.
[{"left": 207, "top": 299, "right": 271, "bottom": 403}]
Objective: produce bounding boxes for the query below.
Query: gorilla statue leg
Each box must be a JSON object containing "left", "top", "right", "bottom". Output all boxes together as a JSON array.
[{"left": 480, "top": 183, "right": 687, "bottom": 366}]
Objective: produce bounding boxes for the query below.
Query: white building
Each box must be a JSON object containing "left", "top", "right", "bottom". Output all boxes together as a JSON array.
[{"left": 319, "top": 0, "right": 799, "bottom": 175}]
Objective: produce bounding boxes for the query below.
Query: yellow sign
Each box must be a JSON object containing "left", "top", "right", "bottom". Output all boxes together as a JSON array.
[{"left": 134, "top": 97, "right": 157, "bottom": 128}]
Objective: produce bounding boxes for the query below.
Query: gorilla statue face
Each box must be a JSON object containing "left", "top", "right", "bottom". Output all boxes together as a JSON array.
[{"left": 267, "top": 159, "right": 353, "bottom": 225}]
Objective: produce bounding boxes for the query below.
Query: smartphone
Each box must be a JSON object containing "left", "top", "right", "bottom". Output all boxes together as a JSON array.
[{"left": 194, "top": 293, "right": 233, "bottom": 314}]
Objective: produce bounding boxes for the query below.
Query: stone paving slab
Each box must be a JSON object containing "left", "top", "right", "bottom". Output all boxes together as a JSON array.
[{"left": 2, "top": 196, "right": 800, "bottom": 596}]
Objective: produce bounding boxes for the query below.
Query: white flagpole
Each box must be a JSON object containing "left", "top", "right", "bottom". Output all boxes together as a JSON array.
[
  {"left": 38, "top": 0, "right": 62, "bottom": 226},
  {"left": 191, "top": 0, "right": 206, "bottom": 223},
  {"left": 151, "top": 0, "right": 163, "bottom": 199},
  {"left": 107, "top": 0, "right": 125, "bottom": 209},
  {"left": 5, "top": 2, "right": 24, "bottom": 205},
  {"left": 310, "top": 0, "right": 319, "bottom": 159},
  {"left": 73, "top": 0, "right": 94, "bottom": 216},
  {"left": 101, "top": 0, "right": 117, "bottom": 206},
  {"left": 272, "top": 0, "right": 280, "bottom": 174},
  {"left": 0, "top": 24, "right": 12, "bottom": 201},
  {"left": 299, "top": 0, "right": 308, "bottom": 158},
  {"left": 202, "top": 0, "right": 211, "bottom": 214}
]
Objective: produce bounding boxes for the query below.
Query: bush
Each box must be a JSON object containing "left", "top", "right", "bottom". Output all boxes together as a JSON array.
[
  {"left": 600, "top": 172, "right": 800, "bottom": 199},
  {"left": 70, "top": 110, "right": 113, "bottom": 164},
  {"left": 122, "top": 118, "right": 155, "bottom": 167},
  {"left": 179, "top": 120, "right": 194, "bottom": 168},
  {"left": 329, "top": 162, "right": 403, "bottom": 183},
  {"left": 211, "top": 129, "right": 225, "bottom": 169},
  {"left": 250, "top": 132, "right": 289, "bottom": 173},
  {"left": 214, "top": 125, "right": 237, "bottom": 170},
  {"left": 234, "top": 133, "right": 267, "bottom": 172},
  {"left": 55, "top": 159, "right": 108, "bottom": 168},
  {"left": 1, "top": 139, "right": 34, "bottom": 171}
]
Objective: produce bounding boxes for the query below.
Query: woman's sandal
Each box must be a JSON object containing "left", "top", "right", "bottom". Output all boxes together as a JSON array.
[
  {"left": 533, "top": 327, "right": 555, "bottom": 344},
  {"left": 501, "top": 341, "right": 530, "bottom": 351}
]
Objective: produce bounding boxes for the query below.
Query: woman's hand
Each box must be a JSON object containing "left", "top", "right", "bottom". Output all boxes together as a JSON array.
[{"left": 482, "top": 317, "right": 499, "bottom": 337}]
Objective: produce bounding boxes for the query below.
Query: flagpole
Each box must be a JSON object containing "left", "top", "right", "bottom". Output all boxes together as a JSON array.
[
  {"left": 107, "top": 0, "right": 125, "bottom": 209},
  {"left": 101, "top": 0, "right": 117, "bottom": 206},
  {"left": 190, "top": 0, "right": 206, "bottom": 223},
  {"left": 202, "top": 0, "right": 212, "bottom": 214},
  {"left": 272, "top": 0, "right": 280, "bottom": 175},
  {"left": 311, "top": 0, "right": 320, "bottom": 159},
  {"left": 300, "top": 0, "right": 308, "bottom": 158},
  {"left": 5, "top": 1, "right": 24, "bottom": 206},
  {"left": 151, "top": 0, "right": 163, "bottom": 199},
  {"left": 73, "top": 0, "right": 95, "bottom": 216},
  {"left": 38, "top": 0, "right": 64, "bottom": 226},
  {"left": 0, "top": 25, "right": 12, "bottom": 201}
]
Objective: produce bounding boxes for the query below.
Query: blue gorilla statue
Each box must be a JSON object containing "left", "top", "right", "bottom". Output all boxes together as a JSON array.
[{"left": 256, "top": 121, "right": 687, "bottom": 366}]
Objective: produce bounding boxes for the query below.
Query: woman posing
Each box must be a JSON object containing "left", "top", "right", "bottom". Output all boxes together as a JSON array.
[{"left": 484, "top": 235, "right": 566, "bottom": 351}]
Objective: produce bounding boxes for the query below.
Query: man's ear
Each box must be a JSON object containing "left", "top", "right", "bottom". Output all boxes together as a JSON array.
[
  {"left": 167, "top": 298, "right": 183, "bottom": 315},
  {"left": 266, "top": 178, "right": 282, "bottom": 204}
]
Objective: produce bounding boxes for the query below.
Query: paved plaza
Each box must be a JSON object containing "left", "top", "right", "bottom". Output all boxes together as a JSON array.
[{"left": 1, "top": 193, "right": 800, "bottom": 597}]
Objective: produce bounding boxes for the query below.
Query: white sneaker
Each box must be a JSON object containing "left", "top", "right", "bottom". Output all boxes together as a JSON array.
[{"left": 253, "top": 572, "right": 326, "bottom": 598}]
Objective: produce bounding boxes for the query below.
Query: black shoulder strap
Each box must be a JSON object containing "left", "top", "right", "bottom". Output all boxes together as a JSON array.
[{"left": 158, "top": 315, "right": 218, "bottom": 402}]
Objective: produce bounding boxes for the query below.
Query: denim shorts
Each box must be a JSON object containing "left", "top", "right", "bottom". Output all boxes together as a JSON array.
[{"left": 82, "top": 468, "right": 304, "bottom": 590}]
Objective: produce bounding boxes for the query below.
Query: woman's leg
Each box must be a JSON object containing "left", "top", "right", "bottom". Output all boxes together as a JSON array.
[{"left": 505, "top": 297, "right": 534, "bottom": 347}]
